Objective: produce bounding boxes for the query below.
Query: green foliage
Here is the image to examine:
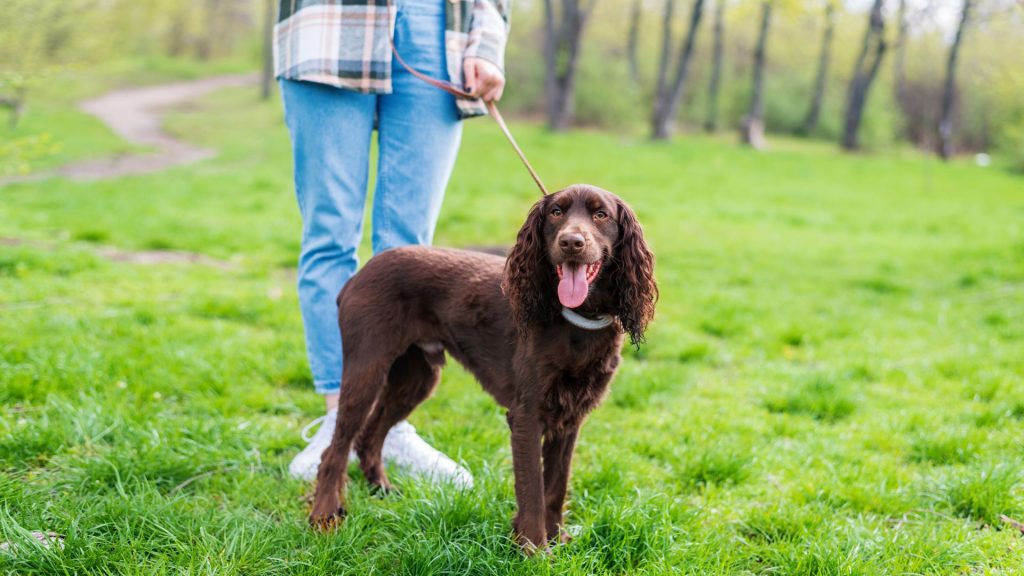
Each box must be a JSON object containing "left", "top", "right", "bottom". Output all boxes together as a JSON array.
[
  {"left": 503, "top": 0, "right": 1024, "bottom": 161},
  {"left": 573, "top": 54, "right": 648, "bottom": 132},
  {"left": 0, "top": 0, "right": 259, "bottom": 71},
  {"left": 3, "top": 0, "right": 1022, "bottom": 162},
  {"left": 997, "top": 118, "right": 1024, "bottom": 173},
  {"left": 0, "top": 134, "right": 62, "bottom": 176}
]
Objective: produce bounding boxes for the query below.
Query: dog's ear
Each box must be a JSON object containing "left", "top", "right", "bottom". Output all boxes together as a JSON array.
[
  {"left": 503, "top": 197, "right": 558, "bottom": 332},
  {"left": 611, "top": 199, "right": 657, "bottom": 345}
]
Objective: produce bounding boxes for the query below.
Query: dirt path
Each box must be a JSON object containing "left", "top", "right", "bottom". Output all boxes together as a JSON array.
[{"left": 2, "top": 73, "right": 258, "bottom": 184}]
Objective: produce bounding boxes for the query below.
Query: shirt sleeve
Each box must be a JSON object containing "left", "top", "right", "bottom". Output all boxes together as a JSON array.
[{"left": 464, "top": 0, "right": 511, "bottom": 72}]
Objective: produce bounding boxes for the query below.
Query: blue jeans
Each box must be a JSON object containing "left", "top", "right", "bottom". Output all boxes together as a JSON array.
[{"left": 281, "top": 0, "right": 462, "bottom": 395}]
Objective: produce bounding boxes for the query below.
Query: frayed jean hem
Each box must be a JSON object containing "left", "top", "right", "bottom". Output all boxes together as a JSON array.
[{"left": 314, "top": 380, "right": 341, "bottom": 395}]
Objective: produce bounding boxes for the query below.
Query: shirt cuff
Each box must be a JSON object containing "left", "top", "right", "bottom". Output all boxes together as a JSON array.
[{"left": 464, "top": 0, "right": 509, "bottom": 73}]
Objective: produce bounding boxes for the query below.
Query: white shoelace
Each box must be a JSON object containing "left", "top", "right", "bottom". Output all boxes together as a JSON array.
[{"left": 301, "top": 414, "right": 330, "bottom": 442}]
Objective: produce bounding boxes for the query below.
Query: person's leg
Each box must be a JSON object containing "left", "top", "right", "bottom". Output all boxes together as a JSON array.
[
  {"left": 367, "top": 0, "right": 472, "bottom": 487},
  {"left": 372, "top": 0, "right": 462, "bottom": 254},
  {"left": 281, "top": 78, "right": 375, "bottom": 480}
]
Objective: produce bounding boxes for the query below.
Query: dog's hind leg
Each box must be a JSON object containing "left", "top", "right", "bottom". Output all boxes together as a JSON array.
[
  {"left": 356, "top": 344, "right": 443, "bottom": 493},
  {"left": 309, "top": 359, "right": 389, "bottom": 529}
]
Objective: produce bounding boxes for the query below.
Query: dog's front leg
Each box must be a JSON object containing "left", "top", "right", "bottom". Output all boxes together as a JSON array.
[
  {"left": 309, "top": 441, "right": 347, "bottom": 529},
  {"left": 542, "top": 425, "right": 579, "bottom": 544},
  {"left": 508, "top": 404, "right": 546, "bottom": 552}
]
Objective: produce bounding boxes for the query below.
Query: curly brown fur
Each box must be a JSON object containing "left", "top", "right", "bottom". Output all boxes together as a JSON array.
[
  {"left": 309, "top": 185, "right": 657, "bottom": 553},
  {"left": 502, "top": 197, "right": 559, "bottom": 332},
  {"left": 607, "top": 199, "right": 658, "bottom": 345}
]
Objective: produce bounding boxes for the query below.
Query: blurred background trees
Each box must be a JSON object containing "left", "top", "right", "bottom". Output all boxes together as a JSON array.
[
  {"left": 841, "top": 0, "right": 887, "bottom": 151},
  {"left": 738, "top": 0, "right": 773, "bottom": 148},
  {"left": 1, "top": 0, "right": 1022, "bottom": 169},
  {"left": 938, "top": 0, "right": 971, "bottom": 159},
  {"left": 799, "top": 0, "right": 835, "bottom": 136},
  {"left": 651, "top": 0, "right": 706, "bottom": 140},
  {"left": 543, "top": 0, "right": 597, "bottom": 131},
  {"left": 704, "top": 0, "right": 727, "bottom": 132}
]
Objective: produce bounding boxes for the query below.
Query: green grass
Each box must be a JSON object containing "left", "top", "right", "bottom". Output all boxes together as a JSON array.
[{"left": 2, "top": 62, "right": 1024, "bottom": 574}]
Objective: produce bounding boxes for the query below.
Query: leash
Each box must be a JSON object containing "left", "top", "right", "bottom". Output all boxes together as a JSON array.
[{"left": 385, "top": 0, "right": 549, "bottom": 196}]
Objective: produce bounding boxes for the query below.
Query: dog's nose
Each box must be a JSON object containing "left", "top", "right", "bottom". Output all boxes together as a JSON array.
[{"left": 559, "top": 233, "right": 586, "bottom": 254}]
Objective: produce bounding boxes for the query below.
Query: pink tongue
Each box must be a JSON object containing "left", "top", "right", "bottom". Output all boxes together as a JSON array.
[{"left": 558, "top": 264, "right": 590, "bottom": 308}]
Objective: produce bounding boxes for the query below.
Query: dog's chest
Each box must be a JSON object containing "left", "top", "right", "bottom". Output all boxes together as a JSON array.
[{"left": 541, "top": 358, "right": 617, "bottom": 433}]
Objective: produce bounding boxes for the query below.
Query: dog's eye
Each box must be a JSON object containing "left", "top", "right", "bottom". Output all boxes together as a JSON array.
[
  {"left": 550, "top": 207, "right": 563, "bottom": 217},
  {"left": 594, "top": 210, "right": 608, "bottom": 220}
]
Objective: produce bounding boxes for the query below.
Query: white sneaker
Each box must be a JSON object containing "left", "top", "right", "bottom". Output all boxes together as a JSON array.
[
  {"left": 383, "top": 421, "right": 474, "bottom": 489},
  {"left": 289, "top": 412, "right": 474, "bottom": 489},
  {"left": 288, "top": 409, "right": 355, "bottom": 481}
]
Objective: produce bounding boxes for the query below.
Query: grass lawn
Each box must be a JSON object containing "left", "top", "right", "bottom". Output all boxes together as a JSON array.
[{"left": 1, "top": 67, "right": 1024, "bottom": 574}]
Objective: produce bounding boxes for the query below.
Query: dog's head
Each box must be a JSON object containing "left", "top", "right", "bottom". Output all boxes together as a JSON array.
[{"left": 502, "top": 184, "right": 657, "bottom": 345}]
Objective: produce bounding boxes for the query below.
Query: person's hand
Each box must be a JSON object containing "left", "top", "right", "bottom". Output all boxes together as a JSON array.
[{"left": 463, "top": 58, "right": 505, "bottom": 102}]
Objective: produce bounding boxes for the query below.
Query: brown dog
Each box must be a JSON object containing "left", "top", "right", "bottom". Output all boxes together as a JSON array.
[{"left": 309, "top": 184, "right": 657, "bottom": 551}]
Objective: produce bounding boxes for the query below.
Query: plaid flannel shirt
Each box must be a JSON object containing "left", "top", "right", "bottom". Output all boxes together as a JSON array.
[{"left": 274, "top": 0, "right": 510, "bottom": 119}]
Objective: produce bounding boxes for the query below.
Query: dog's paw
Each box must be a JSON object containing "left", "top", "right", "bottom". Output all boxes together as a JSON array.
[
  {"left": 309, "top": 506, "right": 346, "bottom": 531},
  {"left": 516, "top": 534, "right": 545, "bottom": 555},
  {"left": 368, "top": 479, "right": 398, "bottom": 497},
  {"left": 548, "top": 526, "right": 573, "bottom": 546},
  {"left": 513, "top": 523, "right": 548, "bottom": 555}
]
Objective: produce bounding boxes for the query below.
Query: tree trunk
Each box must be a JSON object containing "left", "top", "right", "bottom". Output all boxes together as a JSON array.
[
  {"left": 652, "top": 0, "right": 676, "bottom": 137},
  {"left": 894, "top": 0, "right": 908, "bottom": 110},
  {"left": 0, "top": 86, "right": 27, "bottom": 129},
  {"left": 841, "top": 0, "right": 886, "bottom": 151},
  {"left": 261, "top": 0, "right": 275, "bottom": 100},
  {"left": 740, "top": 1, "right": 772, "bottom": 149},
  {"left": 704, "top": 0, "right": 725, "bottom": 133},
  {"left": 167, "top": 9, "right": 188, "bottom": 57},
  {"left": 543, "top": 0, "right": 559, "bottom": 126},
  {"left": 627, "top": 0, "right": 642, "bottom": 83},
  {"left": 544, "top": 0, "right": 596, "bottom": 131},
  {"left": 198, "top": 0, "right": 222, "bottom": 60},
  {"left": 938, "top": 0, "right": 971, "bottom": 160},
  {"left": 652, "top": 0, "right": 706, "bottom": 140},
  {"left": 800, "top": 0, "right": 834, "bottom": 135}
]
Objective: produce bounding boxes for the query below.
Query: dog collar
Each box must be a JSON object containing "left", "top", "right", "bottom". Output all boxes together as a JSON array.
[{"left": 561, "top": 307, "right": 615, "bottom": 330}]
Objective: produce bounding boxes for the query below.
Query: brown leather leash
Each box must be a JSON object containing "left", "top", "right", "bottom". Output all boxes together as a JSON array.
[{"left": 385, "top": 0, "right": 549, "bottom": 196}]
